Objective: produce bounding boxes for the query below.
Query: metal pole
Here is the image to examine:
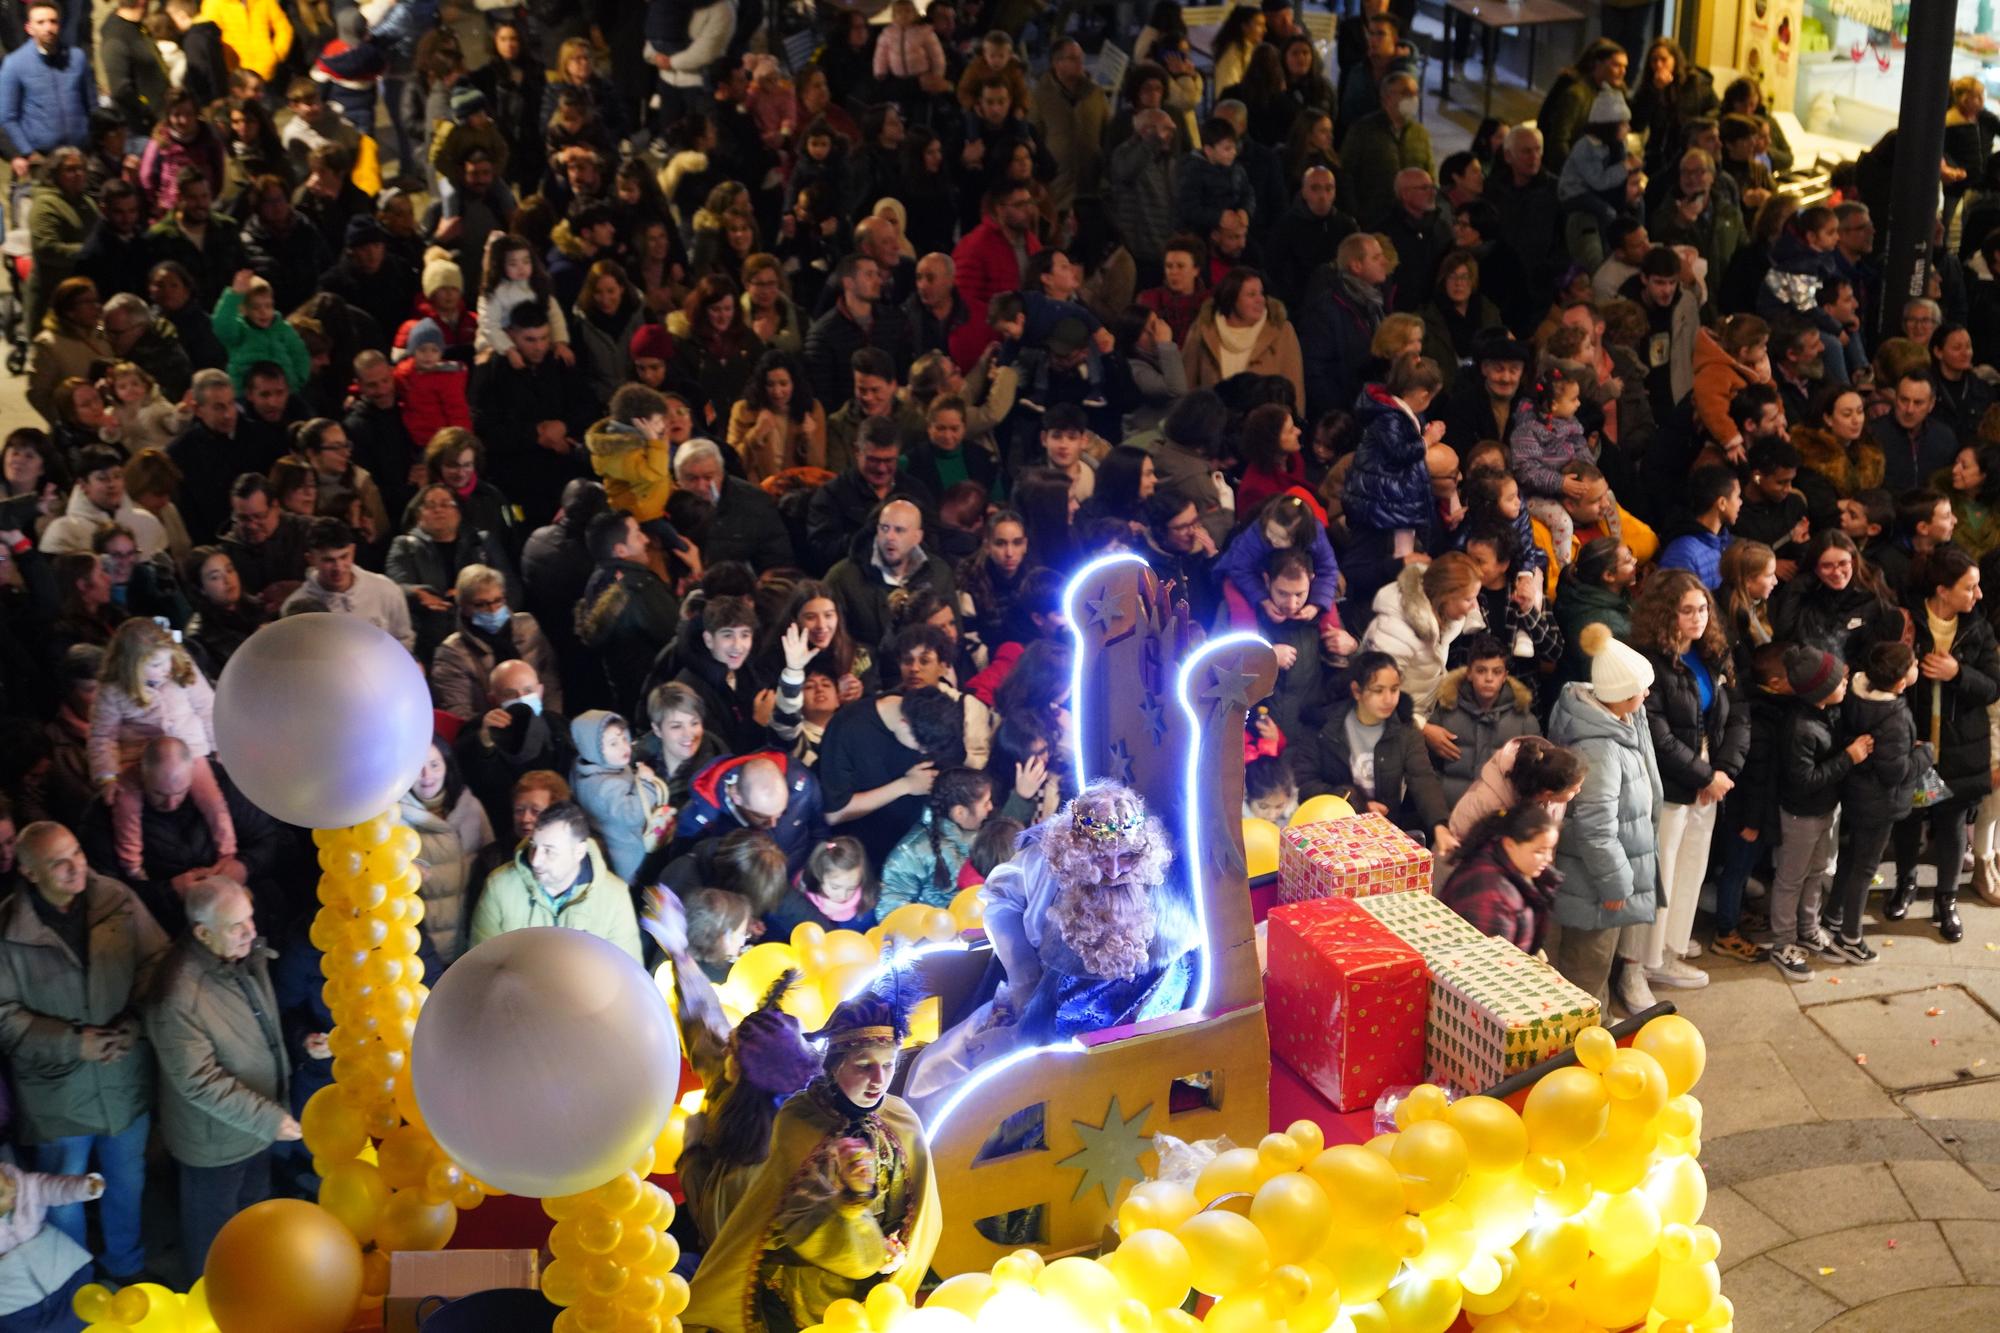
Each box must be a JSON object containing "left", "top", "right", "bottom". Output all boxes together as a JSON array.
[{"left": 1878, "top": 0, "right": 1958, "bottom": 344}]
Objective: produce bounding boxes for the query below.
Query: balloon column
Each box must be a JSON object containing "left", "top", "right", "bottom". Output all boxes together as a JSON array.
[
  {"left": 303, "top": 812, "right": 480, "bottom": 1308},
  {"left": 781, "top": 1015, "right": 1723, "bottom": 1333},
  {"left": 539, "top": 1153, "right": 692, "bottom": 1333}
]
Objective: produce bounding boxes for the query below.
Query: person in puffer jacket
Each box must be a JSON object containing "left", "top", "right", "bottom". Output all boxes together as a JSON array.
[
  {"left": 397, "top": 737, "right": 493, "bottom": 963},
  {"left": 1546, "top": 628, "right": 1663, "bottom": 1009},
  {"left": 569, "top": 709, "right": 673, "bottom": 883},
  {"left": 1359, "top": 551, "right": 1486, "bottom": 729},
  {"left": 1509, "top": 366, "right": 1593, "bottom": 564},
  {"left": 394, "top": 320, "right": 470, "bottom": 445},
  {"left": 1827, "top": 641, "right": 1926, "bottom": 961},
  {"left": 1343, "top": 357, "right": 1448, "bottom": 547}
]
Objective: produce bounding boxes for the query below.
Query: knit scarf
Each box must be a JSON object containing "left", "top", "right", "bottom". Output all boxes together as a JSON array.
[
  {"left": 1338, "top": 271, "right": 1386, "bottom": 323},
  {"left": 1215, "top": 313, "right": 1266, "bottom": 381}
]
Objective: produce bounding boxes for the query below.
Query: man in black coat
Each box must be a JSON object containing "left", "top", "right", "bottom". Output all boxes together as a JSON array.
[
  {"left": 468, "top": 301, "right": 596, "bottom": 528},
  {"left": 315, "top": 217, "right": 417, "bottom": 355},
  {"left": 666, "top": 439, "right": 795, "bottom": 572},
  {"left": 343, "top": 351, "right": 420, "bottom": 523},
  {"left": 1380, "top": 168, "right": 1449, "bottom": 313},
  {"left": 522, "top": 478, "right": 608, "bottom": 712},
  {"left": 80, "top": 738, "right": 296, "bottom": 936},
  {"left": 574, "top": 510, "right": 681, "bottom": 715},
  {"left": 802, "top": 253, "right": 915, "bottom": 410},
  {"left": 1485, "top": 127, "right": 1564, "bottom": 334},
  {"left": 164, "top": 0, "right": 227, "bottom": 108},
  {"left": 169, "top": 371, "right": 283, "bottom": 542},
  {"left": 1436, "top": 332, "right": 1528, "bottom": 454},
  {"left": 1266, "top": 166, "right": 1358, "bottom": 308},
  {"left": 98, "top": 1, "right": 164, "bottom": 133},
  {"left": 1297, "top": 232, "right": 1390, "bottom": 419},
  {"left": 454, "top": 659, "right": 577, "bottom": 835},
  {"left": 75, "top": 180, "right": 154, "bottom": 308},
  {"left": 147, "top": 174, "right": 244, "bottom": 308},
  {"left": 803, "top": 418, "right": 935, "bottom": 574},
  {"left": 217, "top": 474, "right": 312, "bottom": 608}
]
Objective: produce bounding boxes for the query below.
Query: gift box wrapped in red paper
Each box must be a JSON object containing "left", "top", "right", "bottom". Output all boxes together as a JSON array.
[
  {"left": 1277, "top": 813, "right": 1434, "bottom": 905},
  {"left": 1266, "top": 897, "right": 1429, "bottom": 1111}
]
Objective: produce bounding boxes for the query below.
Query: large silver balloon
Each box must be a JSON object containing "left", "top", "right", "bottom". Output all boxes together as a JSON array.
[
  {"left": 409, "top": 927, "right": 682, "bottom": 1199},
  {"left": 213, "top": 614, "right": 433, "bottom": 828}
]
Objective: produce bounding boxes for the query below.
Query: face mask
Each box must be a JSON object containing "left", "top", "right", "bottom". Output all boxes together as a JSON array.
[
  {"left": 471, "top": 606, "right": 512, "bottom": 633},
  {"left": 1396, "top": 98, "right": 1419, "bottom": 122},
  {"left": 517, "top": 690, "right": 544, "bottom": 716}
]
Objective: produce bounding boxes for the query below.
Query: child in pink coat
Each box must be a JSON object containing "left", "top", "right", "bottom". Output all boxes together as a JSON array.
[
  {"left": 88, "top": 619, "right": 236, "bottom": 882},
  {"left": 0, "top": 1161, "right": 105, "bottom": 1325}
]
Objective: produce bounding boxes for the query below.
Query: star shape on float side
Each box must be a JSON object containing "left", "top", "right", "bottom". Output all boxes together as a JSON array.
[
  {"left": 1084, "top": 587, "right": 1132, "bottom": 632},
  {"left": 1200, "top": 660, "right": 1260, "bottom": 714},
  {"left": 1138, "top": 693, "right": 1169, "bottom": 745},
  {"left": 1108, "top": 738, "right": 1135, "bottom": 785},
  {"left": 1056, "top": 1095, "right": 1155, "bottom": 1206}
]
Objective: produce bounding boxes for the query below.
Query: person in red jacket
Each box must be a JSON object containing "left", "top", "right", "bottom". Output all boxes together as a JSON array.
[
  {"left": 394, "top": 320, "right": 471, "bottom": 446},
  {"left": 951, "top": 182, "right": 1043, "bottom": 334},
  {"left": 1437, "top": 802, "right": 1563, "bottom": 954}
]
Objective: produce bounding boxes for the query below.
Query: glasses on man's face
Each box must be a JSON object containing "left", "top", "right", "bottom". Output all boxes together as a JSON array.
[
  {"left": 1168, "top": 516, "right": 1202, "bottom": 535},
  {"left": 467, "top": 595, "right": 507, "bottom": 613}
]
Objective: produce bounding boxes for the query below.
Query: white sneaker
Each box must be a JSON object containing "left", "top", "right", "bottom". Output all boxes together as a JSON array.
[
  {"left": 1615, "top": 963, "right": 1658, "bottom": 1015},
  {"left": 1645, "top": 957, "right": 1711, "bottom": 990},
  {"left": 1680, "top": 940, "right": 1705, "bottom": 960}
]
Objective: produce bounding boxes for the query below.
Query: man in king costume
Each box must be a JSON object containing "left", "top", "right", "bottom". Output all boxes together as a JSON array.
[{"left": 908, "top": 782, "right": 1198, "bottom": 1101}]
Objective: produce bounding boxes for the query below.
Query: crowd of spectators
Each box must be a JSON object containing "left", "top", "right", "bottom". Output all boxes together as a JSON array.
[{"left": 0, "top": 0, "right": 1994, "bottom": 1319}]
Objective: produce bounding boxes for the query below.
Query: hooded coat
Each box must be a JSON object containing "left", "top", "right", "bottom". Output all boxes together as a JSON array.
[
  {"left": 570, "top": 710, "right": 672, "bottom": 883},
  {"left": 1360, "top": 563, "right": 1486, "bottom": 725},
  {"left": 577, "top": 558, "right": 680, "bottom": 712},
  {"left": 1429, "top": 667, "right": 1542, "bottom": 807},
  {"left": 1546, "top": 681, "right": 1662, "bottom": 931},
  {"left": 1690, "top": 326, "right": 1767, "bottom": 447},
  {"left": 585, "top": 418, "right": 674, "bottom": 526},
  {"left": 1342, "top": 384, "right": 1436, "bottom": 534},
  {"left": 398, "top": 785, "right": 494, "bottom": 962}
]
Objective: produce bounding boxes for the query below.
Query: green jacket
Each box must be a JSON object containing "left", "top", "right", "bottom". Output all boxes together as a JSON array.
[
  {"left": 212, "top": 287, "right": 313, "bottom": 392},
  {"left": 1339, "top": 112, "right": 1435, "bottom": 230},
  {"left": 146, "top": 938, "right": 289, "bottom": 1168},
  {"left": 0, "top": 874, "right": 169, "bottom": 1143},
  {"left": 1555, "top": 579, "right": 1633, "bottom": 684},
  {"left": 26, "top": 183, "right": 98, "bottom": 325},
  {"left": 471, "top": 840, "right": 642, "bottom": 961}
]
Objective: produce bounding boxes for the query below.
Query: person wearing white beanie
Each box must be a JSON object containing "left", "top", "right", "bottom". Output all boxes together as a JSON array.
[
  {"left": 1544, "top": 623, "right": 1664, "bottom": 1010},
  {"left": 404, "top": 245, "right": 473, "bottom": 359}
]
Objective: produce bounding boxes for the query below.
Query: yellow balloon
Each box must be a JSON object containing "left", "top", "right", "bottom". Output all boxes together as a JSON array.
[
  {"left": 1395, "top": 1084, "right": 1450, "bottom": 1127},
  {"left": 1379, "top": 1268, "right": 1462, "bottom": 1333},
  {"left": 1633, "top": 1014, "right": 1707, "bottom": 1097},
  {"left": 947, "top": 886, "right": 986, "bottom": 930},
  {"left": 863, "top": 1279, "right": 908, "bottom": 1328},
  {"left": 1200, "top": 1291, "right": 1282, "bottom": 1333},
  {"left": 1106, "top": 1229, "right": 1192, "bottom": 1310},
  {"left": 1175, "top": 1210, "right": 1271, "bottom": 1297},
  {"left": 1461, "top": 1248, "right": 1524, "bottom": 1316},
  {"left": 1249, "top": 1171, "right": 1333, "bottom": 1264},
  {"left": 1446, "top": 1095, "right": 1528, "bottom": 1174},
  {"left": 822, "top": 931, "right": 876, "bottom": 968},
  {"left": 1574, "top": 1250, "right": 1661, "bottom": 1331},
  {"left": 789, "top": 922, "right": 828, "bottom": 954},
  {"left": 1390, "top": 1119, "right": 1469, "bottom": 1213},
  {"left": 1522, "top": 1067, "right": 1609, "bottom": 1156},
  {"left": 1408, "top": 1201, "right": 1477, "bottom": 1280},
  {"left": 877, "top": 903, "right": 935, "bottom": 943},
  {"left": 1656, "top": 1260, "right": 1721, "bottom": 1321},
  {"left": 202, "top": 1199, "right": 363, "bottom": 1333},
  {"left": 1513, "top": 1214, "right": 1590, "bottom": 1283},
  {"left": 374, "top": 1189, "right": 457, "bottom": 1252},
  {"left": 1322, "top": 1226, "right": 1400, "bottom": 1304},
  {"left": 317, "top": 1159, "right": 392, "bottom": 1243},
  {"left": 1256, "top": 1131, "right": 1306, "bottom": 1179},
  {"left": 1455, "top": 1168, "right": 1538, "bottom": 1251},
  {"left": 1573, "top": 1025, "right": 1617, "bottom": 1074},
  {"left": 1645, "top": 1154, "right": 1709, "bottom": 1228},
  {"left": 1035, "top": 1256, "right": 1124, "bottom": 1323},
  {"left": 1242, "top": 817, "right": 1282, "bottom": 877},
  {"left": 375, "top": 1123, "right": 437, "bottom": 1191},
  {"left": 1117, "top": 1180, "right": 1200, "bottom": 1236},
  {"left": 1305, "top": 1145, "right": 1407, "bottom": 1232},
  {"left": 726, "top": 942, "right": 803, "bottom": 997},
  {"left": 73, "top": 1283, "right": 115, "bottom": 1323},
  {"left": 1585, "top": 1190, "right": 1662, "bottom": 1269},
  {"left": 1288, "top": 794, "right": 1355, "bottom": 828},
  {"left": 1285, "top": 1119, "right": 1325, "bottom": 1157},
  {"left": 924, "top": 1272, "right": 995, "bottom": 1317},
  {"left": 299, "top": 1086, "right": 368, "bottom": 1162},
  {"left": 653, "top": 1105, "right": 691, "bottom": 1172},
  {"left": 1604, "top": 1047, "right": 1671, "bottom": 1119},
  {"left": 1194, "top": 1147, "right": 1262, "bottom": 1203}
]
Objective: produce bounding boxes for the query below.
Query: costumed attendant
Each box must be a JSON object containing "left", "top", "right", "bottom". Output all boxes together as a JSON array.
[
  {"left": 682, "top": 995, "right": 941, "bottom": 1333},
  {"left": 906, "top": 782, "right": 1195, "bottom": 1104},
  {"left": 677, "top": 972, "right": 822, "bottom": 1250}
]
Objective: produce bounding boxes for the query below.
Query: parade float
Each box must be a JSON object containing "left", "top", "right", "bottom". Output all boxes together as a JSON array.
[{"left": 63, "top": 556, "right": 1727, "bottom": 1333}]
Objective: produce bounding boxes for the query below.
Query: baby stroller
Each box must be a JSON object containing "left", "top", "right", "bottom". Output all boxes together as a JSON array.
[{"left": 0, "top": 181, "right": 32, "bottom": 375}]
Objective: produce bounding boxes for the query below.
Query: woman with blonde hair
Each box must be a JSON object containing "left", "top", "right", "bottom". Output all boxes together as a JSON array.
[{"left": 1361, "top": 550, "right": 1487, "bottom": 731}]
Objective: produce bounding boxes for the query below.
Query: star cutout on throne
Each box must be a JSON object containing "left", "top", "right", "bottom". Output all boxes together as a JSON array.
[
  {"left": 1138, "top": 693, "right": 1168, "bottom": 745},
  {"left": 1107, "top": 738, "right": 1135, "bottom": 786},
  {"left": 1199, "top": 660, "right": 1260, "bottom": 713},
  {"left": 1056, "top": 1095, "right": 1155, "bottom": 1205},
  {"left": 1083, "top": 587, "right": 1132, "bottom": 633}
]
